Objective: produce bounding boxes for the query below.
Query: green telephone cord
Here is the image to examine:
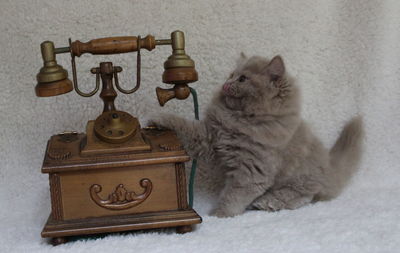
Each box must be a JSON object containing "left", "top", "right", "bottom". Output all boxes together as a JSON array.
[{"left": 188, "top": 87, "right": 199, "bottom": 208}]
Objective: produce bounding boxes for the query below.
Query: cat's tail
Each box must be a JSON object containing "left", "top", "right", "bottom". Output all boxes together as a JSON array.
[{"left": 326, "top": 116, "right": 364, "bottom": 198}]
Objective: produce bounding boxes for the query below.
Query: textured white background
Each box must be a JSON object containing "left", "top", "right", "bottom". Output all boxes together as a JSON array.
[{"left": 1, "top": 0, "right": 399, "bottom": 252}]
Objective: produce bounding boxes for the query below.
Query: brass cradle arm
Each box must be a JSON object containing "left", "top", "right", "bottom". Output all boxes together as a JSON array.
[{"left": 36, "top": 31, "right": 198, "bottom": 106}]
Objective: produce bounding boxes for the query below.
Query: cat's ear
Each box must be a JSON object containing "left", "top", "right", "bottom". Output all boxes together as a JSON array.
[
  {"left": 266, "top": 55, "right": 285, "bottom": 81},
  {"left": 236, "top": 52, "right": 247, "bottom": 66}
]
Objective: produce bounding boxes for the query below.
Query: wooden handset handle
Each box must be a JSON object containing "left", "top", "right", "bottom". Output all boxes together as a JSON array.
[{"left": 71, "top": 35, "right": 156, "bottom": 57}]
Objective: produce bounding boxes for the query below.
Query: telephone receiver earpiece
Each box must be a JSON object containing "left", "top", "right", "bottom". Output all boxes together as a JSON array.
[
  {"left": 156, "top": 31, "right": 197, "bottom": 106},
  {"left": 35, "top": 41, "right": 73, "bottom": 97}
]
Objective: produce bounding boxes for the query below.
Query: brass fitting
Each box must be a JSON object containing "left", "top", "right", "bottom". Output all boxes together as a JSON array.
[
  {"left": 35, "top": 41, "right": 73, "bottom": 97},
  {"left": 157, "top": 31, "right": 198, "bottom": 106}
]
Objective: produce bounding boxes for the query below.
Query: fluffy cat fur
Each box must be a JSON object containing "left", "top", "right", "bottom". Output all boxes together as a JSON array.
[{"left": 151, "top": 54, "right": 363, "bottom": 217}]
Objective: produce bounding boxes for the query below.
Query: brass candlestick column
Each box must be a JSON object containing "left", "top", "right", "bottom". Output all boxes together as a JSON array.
[
  {"left": 91, "top": 62, "right": 138, "bottom": 144},
  {"left": 93, "top": 62, "right": 118, "bottom": 112}
]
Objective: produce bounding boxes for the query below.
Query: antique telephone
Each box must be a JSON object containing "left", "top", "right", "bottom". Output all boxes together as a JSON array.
[{"left": 35, "top": 31, "right": 201, "bottom": 245}]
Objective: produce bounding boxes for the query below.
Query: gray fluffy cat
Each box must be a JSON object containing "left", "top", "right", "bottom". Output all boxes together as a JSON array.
[{"left": 152, "top": 54, "right": 363, "bottom": 217}]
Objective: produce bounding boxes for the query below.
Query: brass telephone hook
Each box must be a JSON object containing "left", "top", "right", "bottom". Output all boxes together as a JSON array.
[{"left": 68, "top": 36, "right": 142, "bottom": 97}]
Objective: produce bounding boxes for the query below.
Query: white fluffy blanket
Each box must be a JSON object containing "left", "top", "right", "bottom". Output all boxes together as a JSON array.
[{"left": 1, "top": 0, "right": 399, "bottom": 252}]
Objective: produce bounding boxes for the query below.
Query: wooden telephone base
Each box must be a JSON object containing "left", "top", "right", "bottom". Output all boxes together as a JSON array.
[{"left": 40, "top": 122, "right": 202, "bottom": 245}]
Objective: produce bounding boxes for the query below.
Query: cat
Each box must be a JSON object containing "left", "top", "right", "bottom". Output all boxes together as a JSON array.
[{"left": 151, "top": 54, "right": 363, "bottom": 217}]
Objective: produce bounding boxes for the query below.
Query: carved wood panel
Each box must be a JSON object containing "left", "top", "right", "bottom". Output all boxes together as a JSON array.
[{"left": 59, "top": 164, "right": 178, "bottom": 220}]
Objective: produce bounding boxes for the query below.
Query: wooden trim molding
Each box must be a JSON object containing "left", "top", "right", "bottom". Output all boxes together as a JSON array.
[
  {"left": 49, "top": 173, "right": 63, "bottom": 220},
  {"left": 175, "top": 163, "right": 188, "bottom": 210},
  {"left": 42, "top": 209, "right": 202, "bottom": 238}
]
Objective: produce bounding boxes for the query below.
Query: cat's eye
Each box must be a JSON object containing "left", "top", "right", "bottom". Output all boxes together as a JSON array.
[{"left": 238, "top": 75, "right": 247, "bottom": 82}]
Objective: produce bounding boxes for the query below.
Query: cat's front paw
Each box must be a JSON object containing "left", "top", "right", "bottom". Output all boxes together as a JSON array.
[
  {"left": 147, "top": 120, "right": 167, "bottom": 130},
  {"left": 251, "top": 194, "right": 284, "bottom": 212},
  {"left": 210, "top": 208, "right": 233, "bottom": 218},
  {"left": 209, "top": 207, "right": 241, "bottom": 218},
  {"left": 147, "top": 115, "right": 172, "bottom": 130}
]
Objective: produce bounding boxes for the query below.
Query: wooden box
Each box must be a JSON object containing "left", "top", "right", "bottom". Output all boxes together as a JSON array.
[{"left": 40, "top": 127, "right": 201, "bottom": 244}]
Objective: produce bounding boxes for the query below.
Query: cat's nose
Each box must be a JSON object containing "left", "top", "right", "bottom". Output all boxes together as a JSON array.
[{"left": 223, "top": 83, "right": 231, "bottom": 92}]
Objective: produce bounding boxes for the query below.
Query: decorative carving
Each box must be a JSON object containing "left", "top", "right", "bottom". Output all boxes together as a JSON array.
[
  {"left": 90, "top": 179, "right": 152, "bottom": 210},
  {"left": 159, "top": 143, "right": 183, "bottom": 151},
  {"left": 175, "top": 163, "right": 188, "bottom": 209},
  {"left": 47, "top": 148, "right": 71, "bottom": 160},
  {"left": 49, "top": 173, "right": 63, "bottom": 220}
]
